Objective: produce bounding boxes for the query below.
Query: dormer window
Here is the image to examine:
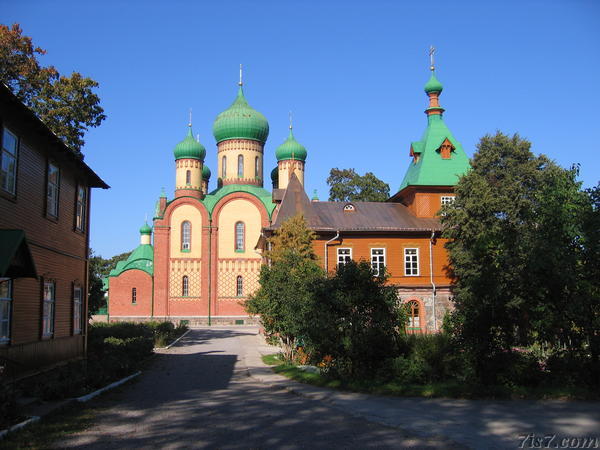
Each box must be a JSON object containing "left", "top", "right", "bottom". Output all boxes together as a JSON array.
[
  {"left": 343, "top": 203, "right": 355, "bottom": 212},
  {"left": 437, "top": 138, "right": 454, "bottom": 159}
]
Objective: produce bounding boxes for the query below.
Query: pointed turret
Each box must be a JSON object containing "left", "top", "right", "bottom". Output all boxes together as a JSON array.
[
  {"left": 392, "top": 53, "right": 470, "bottom": 217},
  {"left": 398, "top": 65, "right": 469, "bottom": 192}
]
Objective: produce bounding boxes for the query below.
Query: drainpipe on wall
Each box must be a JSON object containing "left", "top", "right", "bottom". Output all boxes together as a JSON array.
[
  {"left": 429, "top": 229, "right": 437, "bottom": 332},
  {"left": 324, "top": 231, "right": 340, "bottom": 273}
]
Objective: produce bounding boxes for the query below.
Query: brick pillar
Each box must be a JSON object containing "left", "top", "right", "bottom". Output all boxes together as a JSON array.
[{"left": 153, "top": 225, "right": 170, "bottom": 317}]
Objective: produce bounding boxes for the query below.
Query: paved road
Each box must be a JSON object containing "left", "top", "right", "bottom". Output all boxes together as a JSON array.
[{"left": 57, "top": 327, "right": 453, "bottom": 449}]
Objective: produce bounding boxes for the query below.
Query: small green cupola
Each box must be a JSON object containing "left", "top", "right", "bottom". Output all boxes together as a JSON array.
[
  {"left": 174, "top": 126, "right": 206, "bottom": 160},
  {"left": 139, "top": 222, "right": 152, "bottom": 235},
  {"left": 270, "top": 166, "right": 279, "bottom": 183},
  {"left": 202, "top": 164, "right": 211, "bottom": 181},
  {"left": 275, "top": 128, "right": 307, "bottom": 162},
  {"left": 424, "top": 72, "right": 443, "bottom": 94},
  {"left": 212, "top": 85, "right": 269, "bottom": 144}
]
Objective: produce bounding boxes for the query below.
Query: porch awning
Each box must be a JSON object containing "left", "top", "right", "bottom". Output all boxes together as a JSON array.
[{"left": 0, "top": 230, "right": 38, "bottom": 278}]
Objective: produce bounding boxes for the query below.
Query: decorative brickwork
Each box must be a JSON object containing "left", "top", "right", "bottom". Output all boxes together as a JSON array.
[
  {"left": 217, "top": 258, "right": 261, "bottom": 299},
  {"left": 169, "top": 258, "right": 202, "bottom": 299}
]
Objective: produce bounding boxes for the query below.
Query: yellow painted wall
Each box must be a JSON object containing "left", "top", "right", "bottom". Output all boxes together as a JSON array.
[
  {"left": 217, "top": 198, "right": 262, "bottom": 258},
  {"left": 278, "top": 160, "right": 305, "bottom": 189},
  {"left": 217, "top": 139, "right": 263, "bottom": 183},
  {"left": 175, "top": 159, "right": 203, "bottom": 191},
  {"left": 169, "top": 204, "right": 203, "bottom": 258}
]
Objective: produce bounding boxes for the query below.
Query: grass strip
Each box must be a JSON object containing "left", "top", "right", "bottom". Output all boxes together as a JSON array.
[{"left": 261, "top": 354, "right": 597, "bottom": 400}]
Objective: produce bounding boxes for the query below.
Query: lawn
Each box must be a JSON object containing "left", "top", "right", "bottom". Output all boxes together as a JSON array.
[{"left": 262, "top": 354, "right": 597, "bottom": 400}]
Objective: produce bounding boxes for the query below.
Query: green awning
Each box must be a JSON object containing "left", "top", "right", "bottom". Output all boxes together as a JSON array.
[{"left": 0, "top": 230, "right": 38, "bottom": 278}]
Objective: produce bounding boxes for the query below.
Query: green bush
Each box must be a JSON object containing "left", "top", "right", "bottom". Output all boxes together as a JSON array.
[{"left": 0, "top": 366, "right": 18, "bottom": 427}]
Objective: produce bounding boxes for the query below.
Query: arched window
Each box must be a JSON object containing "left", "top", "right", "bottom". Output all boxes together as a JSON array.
[
  {"left": 255, "top": 156, "right": 260, "bottom": 178},
  {"left": 236, "top": 276, "right": 243, "bottom": 297},
  {"left": 235, "top": 221, "right": 245, "bottom": 252},
  {"left": 182, "top": 276, "right": 189, "bottom": 296},
  {"left": 407, "top": 300, "right": 421, "bottom": 334},
  {"left": 181, "top": 221, "right": 191, "bottom": 251},
  {"left": 222, "top": 156, "right": 227, "bottom": 178},
  {"left": 237, "top": 155, "right": 244, "bottom": 178},
  {"left": 186, "top": 170, "right": 191, "bottom": 185}
]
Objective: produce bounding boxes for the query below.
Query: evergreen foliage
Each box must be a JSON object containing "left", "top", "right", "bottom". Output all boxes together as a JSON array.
[
  {"left": 0, "top": 23, "right": 105, "bottom": 152},
  {"left": 327, "top": 168, "right": 390, "bottom": 202}
]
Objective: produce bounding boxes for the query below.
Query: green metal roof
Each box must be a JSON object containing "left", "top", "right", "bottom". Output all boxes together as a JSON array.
[
  {"left": 202, "top": 184, "right": 276, "bottom": 219},
  {"left": 275, "top": 128, "right": 307, "bottom": 161},
  {"left": 398, "top": 74, "right": 470, "bottom": 192},
  {"left": 202, "top": 164, "right": 211, "bottom": 180},
  {"left": 212, "top": 86, "right": 269, "bottom": 144},
  {"left": 424, "top": 72, "right": 443, "bottom": 93},
  {"left": 139, "top": 222, "right": 152, "bottom": 235},
  {"left": 109, "top": 244, "right": 154, "bottom": 278},
  {"left": 270, "top": 166, "right": 278, "bottom": 182},
  {"left": 174, "top": 126, "right": 206, "bottom": 160}
]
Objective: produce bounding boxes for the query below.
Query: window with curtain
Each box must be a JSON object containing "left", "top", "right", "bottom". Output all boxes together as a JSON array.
[
  {"left": 42, "top": 281, "right": 55, "bottom": 337},
  {"left": 222, "top": 156, "right": 227, "bottom": 178}
]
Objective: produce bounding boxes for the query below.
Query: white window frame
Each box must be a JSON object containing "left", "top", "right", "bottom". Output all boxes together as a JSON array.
[
  {"left": 42, "top": 281, "right": 55, "bottom": 337},
  {"left": 182, "top": 276, "right": 189, "bottom": 297},
  {"left": 337, "top": 248, "right": 352, "bottom": 266},
  {"left": 255, "top": 156, "right": 260, "bottom": 178},
  {"left": 370, "top": 248, "right": 386, "bottom": 276},
  {"left": 0, "top": 278, "right": 12, "bottom": 343},
  {"left": 235, "top": 221, "right": 245, "bottom": 252},
  {"left": 236, "top": 276, "right": 243, "bottom": 297},
  {"left": 407, "top": 300, "right": 421, "bottom": 330},
  {"left": 47, "top": 162, "right": 60, "bottom": 217},
  {"left": 73, "top": 285, "right": 82, "bottom": 335},
  {"left": 181, "top": 221, "right": 191, "bottom": 251},
  {"left": 222, "top": 155, "right": 227, "bottom": 178},
  {"left": 441, "top": 195, "right": 455, "bottom": 206},
  {"left": 404, "top": 248, "right": 419, "bottom": 276},
  {"left": 1, "top": 128, "right": 18, "bottom": 195},
  {"left": 75, "top": 186, "right": 87, "bottom": 231}
]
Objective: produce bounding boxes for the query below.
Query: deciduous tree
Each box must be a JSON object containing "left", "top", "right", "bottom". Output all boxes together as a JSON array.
[
  {"left": 442, "top": 131, "right": 597, "bottom": 384},
  {"left": 0, "top": 23, "right": 105, "bottom": 152},
  {"left": 327, "top": 168, "right": 390, "bottom": 202}
]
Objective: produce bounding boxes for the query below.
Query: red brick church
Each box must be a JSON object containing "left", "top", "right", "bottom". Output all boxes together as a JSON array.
[{"left": 107, "top": 63, "right": 470, "bottom": 333}]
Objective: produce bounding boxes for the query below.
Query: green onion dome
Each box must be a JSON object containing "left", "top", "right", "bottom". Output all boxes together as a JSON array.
[
  {"left": 174, "top": 126, "right": 206, "bottom": 160},
  {"left": 212, "top": 86, "right": 269, "bottom": 144},
  {"left": 139, "top": 222, "right": 152, "bottom": 235},
  {"left": 275, "top": 128, "right": 307, "bottom": 162},
  {"left": 270, "top": 166, "right": 279, "bottom": 183},
  {"left": 424, "top": 72, "right": 443, "bottom": 94},
  {"left": 202, "top": 164, "right": 211, "bottom": 180}
]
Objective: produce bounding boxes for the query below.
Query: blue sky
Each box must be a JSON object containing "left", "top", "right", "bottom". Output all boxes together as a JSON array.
[{"left": 4, "top": 0, "right": 600, "bottom": 257}]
